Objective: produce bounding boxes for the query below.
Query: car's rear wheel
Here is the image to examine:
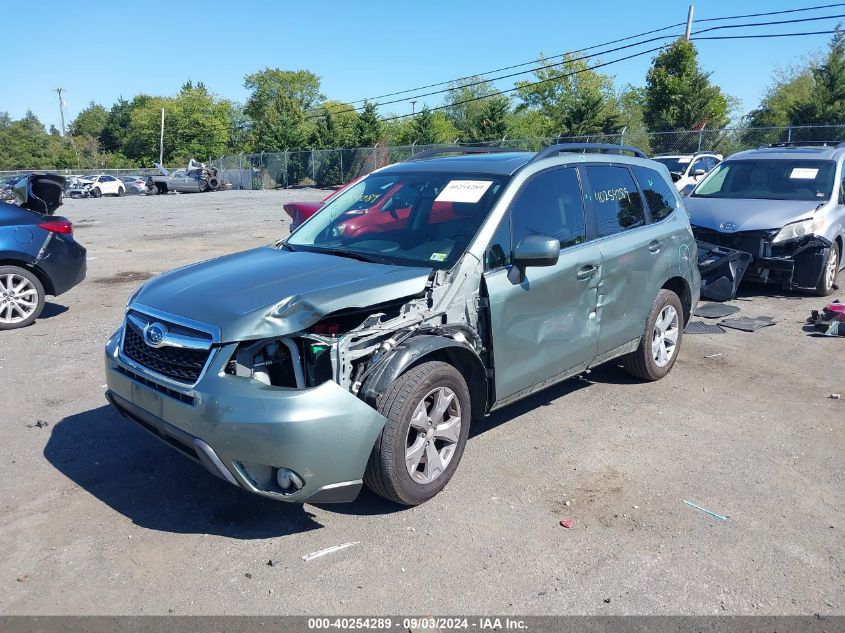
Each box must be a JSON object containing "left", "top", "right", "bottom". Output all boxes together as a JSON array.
[
  {"left": 623, "top": 289, "right": 684, "bottom": 381},
  {"left": 0, "top": 266, "right": 45, "bottom": 330},
  {"left": 815, "top": 241, "right": 840, "bottom": 296},
  {"left": 117, "top": 186, "right": 125, "bottom": 197},
  {"left": 364, "top": 360, "right": 471, "bottom": 505}
]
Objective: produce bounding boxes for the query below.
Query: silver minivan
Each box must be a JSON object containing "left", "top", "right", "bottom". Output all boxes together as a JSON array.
[{"left": 685, "top": 143, "right": 845, "bottom": 296}]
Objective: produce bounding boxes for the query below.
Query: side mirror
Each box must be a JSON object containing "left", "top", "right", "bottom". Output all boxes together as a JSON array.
[
  {"left": 692, "top": 168, "right": 706, "bottom": 177},
  {"left": 513, "top": 235, "right": 560, "bottom": 268}
]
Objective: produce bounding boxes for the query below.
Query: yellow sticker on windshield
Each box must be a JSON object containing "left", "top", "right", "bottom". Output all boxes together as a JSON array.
[{"left": 430, "top": 253, "right": 447, "bottom": 262}]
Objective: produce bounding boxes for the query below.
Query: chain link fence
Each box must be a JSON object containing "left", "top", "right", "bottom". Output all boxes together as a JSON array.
[
  {"left": 0, "top": 167, "right": 170, "bottom": 180},
  {"left": 7, "top": 125, "right": 845, "bottom": 188}
]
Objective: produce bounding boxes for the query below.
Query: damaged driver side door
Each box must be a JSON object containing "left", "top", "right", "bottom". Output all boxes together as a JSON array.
[{"left": 483, "top": 166, "right": 601, "bottom": 404}]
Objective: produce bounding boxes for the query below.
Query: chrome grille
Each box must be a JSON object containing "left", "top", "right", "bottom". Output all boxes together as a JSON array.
[{"left": 121, "top": 312, "right": 214, "bottom": 384}]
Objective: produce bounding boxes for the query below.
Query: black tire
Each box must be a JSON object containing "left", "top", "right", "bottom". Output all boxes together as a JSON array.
[
  {"left": 364, "top": 360, "right": 471, "bottom": 506},
  {"left": 207, "top": 176, "right": 219, "bottom": 190},
  {"left": 90, "top": 187, "right": 101, "bottom": 198},
  {"left": 0, "top": 265, "right": 46, "bottom": 330},
  {"left": 622, "top": 288, "right": 684, "bottom": 382},
  {"left": 117, "top": 186, "right": 125, "bottom": 197},
  {"left": 814, "top": 241, "right": 840, "bottom": 297}
]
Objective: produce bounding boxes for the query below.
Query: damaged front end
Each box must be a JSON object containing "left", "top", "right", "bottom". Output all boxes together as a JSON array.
[
  {"left": 106, "top": 254, "right": 490, "bottom": 503},
  {"left": 694, "top": 226, "right": 834, "bottom": 294}
]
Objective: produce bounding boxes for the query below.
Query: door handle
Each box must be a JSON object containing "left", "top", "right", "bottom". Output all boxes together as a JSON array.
[
  {"left": 648, "top": 240, "right": 663, "bottom": 253},
  {"left": 576, "top": 264, "right": 599, "bottom": 280}
]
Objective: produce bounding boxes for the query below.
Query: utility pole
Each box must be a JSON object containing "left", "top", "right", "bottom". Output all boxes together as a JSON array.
[
  {"left": 684, "top": 4, "right": 694, "bottom": 40},
  {"left": 411, "top": 100, "right": 417, "bottom": 115},
  {"left": 53, "top": 88, "right": 67, "bottom": 135},
  {"left": 159, "top": 108, "right": 165, "bottom": 166}
]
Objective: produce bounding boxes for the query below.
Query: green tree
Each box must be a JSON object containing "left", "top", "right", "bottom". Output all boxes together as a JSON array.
[
  {"left": 122, "top": 85, "right": 233, "bottom": 164},
  {"left": 515, "top": 53, "right": 621, "bottom": 137},
  {"left": 355, "top": 101, "right": 383, "bottom": 146},
  {"left": 69, "top": 102, "right": 108, "bottom": 138},
  {"left": 243, "top": 68, "right": 322, "bottom": 151},
  {"left": 410, "top": 107, "right": 437, "bottom": 144},
  {"left": 643, "top": 39, "right": 730, "bottom": 133},
  {"left": 442, "top": 77, "right": 511, "bottom": 140},
  {"left": 789, "top": 30, "right": 845, "bottom": 127}
]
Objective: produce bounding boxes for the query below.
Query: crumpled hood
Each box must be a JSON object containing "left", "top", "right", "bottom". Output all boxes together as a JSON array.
[
  {"left": 133, "top": 246, "right": 432, "bottom": 342},
  {"left": 685, "top": 196, "right": 823, "bottom": 232}
]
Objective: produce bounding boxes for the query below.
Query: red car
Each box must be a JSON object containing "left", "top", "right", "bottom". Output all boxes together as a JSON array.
[{"left": 284, "top": 177, "right": 456, "bottom": 236}]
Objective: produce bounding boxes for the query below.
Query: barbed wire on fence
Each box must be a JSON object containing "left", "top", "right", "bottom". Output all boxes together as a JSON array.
[{"left": 6, "top": 125, "right": 845, "bottom": 187}]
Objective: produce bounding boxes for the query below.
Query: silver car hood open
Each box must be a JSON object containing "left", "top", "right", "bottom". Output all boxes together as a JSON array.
[
  {"left": 132, "top": 246, "right": 432, "bottom": 342},
  {"left": 685, "top": 196, "right": 822, "bottom": 232}
]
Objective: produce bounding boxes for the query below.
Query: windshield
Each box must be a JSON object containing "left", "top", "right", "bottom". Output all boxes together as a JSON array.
[
  {"left": 653, "top": 157, "right": 690, "bottom": 173},
  {"left": 286, "top": 171, "right": 508, "bottom": 269},
  {"left": 692, "top": 159, "right": 835, "bottom": 201}
]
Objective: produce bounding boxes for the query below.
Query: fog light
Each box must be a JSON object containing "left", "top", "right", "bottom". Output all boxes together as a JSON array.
[{"left": 276, "top": 468, "right": 304, "bottom": 491}]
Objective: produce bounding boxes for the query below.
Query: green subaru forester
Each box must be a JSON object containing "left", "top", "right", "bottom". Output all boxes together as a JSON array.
[{"left": 105, "top": 144, "right": 700, "bottom": 506}]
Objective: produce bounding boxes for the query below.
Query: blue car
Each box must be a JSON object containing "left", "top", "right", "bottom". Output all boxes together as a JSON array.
[{"left": 0, "top": 174, "right": 86, "bottom": 329}]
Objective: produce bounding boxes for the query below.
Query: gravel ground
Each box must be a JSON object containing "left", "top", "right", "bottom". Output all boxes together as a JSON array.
[{"left": 0, "top": 189, "right": 843, "bottom": 615}]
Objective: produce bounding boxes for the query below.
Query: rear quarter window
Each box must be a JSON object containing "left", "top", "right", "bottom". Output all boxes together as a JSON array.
[
  {"left": 632, "top": 165, "right": 679, "bottom": 221},
  {"left": 583, "top": 165, "right": 646, "bottom": 237}
]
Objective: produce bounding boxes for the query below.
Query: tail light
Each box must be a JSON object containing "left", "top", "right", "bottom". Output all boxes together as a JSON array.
[{"left": 37, "top": 219, "right": 73, "bottom": 235}]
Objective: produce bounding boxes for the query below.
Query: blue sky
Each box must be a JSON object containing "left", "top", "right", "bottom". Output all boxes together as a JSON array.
[{"left": 2, "top": 0, "right": 841, "bottom": 130}]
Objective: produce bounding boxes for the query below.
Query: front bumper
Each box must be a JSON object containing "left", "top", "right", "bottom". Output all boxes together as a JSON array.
[
  {"left": 104, "top": 331, "right": 387, "bottom": 503},
  {"left": 692, "top": 227, "right": 833, "bottom": 291}
]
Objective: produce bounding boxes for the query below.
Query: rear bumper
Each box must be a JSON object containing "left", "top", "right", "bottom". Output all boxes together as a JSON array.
[
  {"left": 104, "top": 331, "right": 387, "bottom": 503},
  {"left": 37, "top": 234, "right": 86, "bottom": 295}
]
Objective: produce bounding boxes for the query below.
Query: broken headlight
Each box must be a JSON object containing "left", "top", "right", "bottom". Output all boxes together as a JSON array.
[{"left": 772, "top": 217, "right": 823, "bottom": 243}]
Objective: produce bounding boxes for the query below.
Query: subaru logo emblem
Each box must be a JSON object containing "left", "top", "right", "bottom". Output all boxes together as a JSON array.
[
  {"left": 144, "top": 322, "right": 167, "bottom": 347},
  {"left": 719, "top": 222, "right": 738, "bottom": 233}
]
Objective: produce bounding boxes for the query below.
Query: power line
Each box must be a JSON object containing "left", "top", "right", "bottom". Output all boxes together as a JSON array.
[
  {"left": 696, "top": 2, "right": 845, "bottom": 22},
  {"left": 379, "top": 45, "right": 669, "bottom": 123},
  {"left": 379, "top": 27, "right": 839, "bottom": 124},
  {"left": 306, "top": 11, "right": 845, "bottom": 122},
  {"left": 306, "top": 3, "right": 845, "bottom": 118},
  {"left": 304, "top": 20, "right": 687, "bottom": 112},
  {"left": 694, "top": 29, "right": 838, "bottom": 39}
]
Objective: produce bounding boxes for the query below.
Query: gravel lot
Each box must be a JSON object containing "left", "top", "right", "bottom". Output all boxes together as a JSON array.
[{"left": 0, "top": 189, "right": 843, "bottom": 615}]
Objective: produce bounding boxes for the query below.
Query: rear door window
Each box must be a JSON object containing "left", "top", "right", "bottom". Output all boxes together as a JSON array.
[
  {"left": 583, "top": 165, "right": 647, "bottom": 237},
  {"left": 631, "top": 165, "right": 679, "bottom": 222}
]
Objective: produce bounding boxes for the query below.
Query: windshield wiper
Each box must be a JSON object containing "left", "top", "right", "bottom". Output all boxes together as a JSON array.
[{"left": 311, "top": 247, "right": 392, "bottom": 265}]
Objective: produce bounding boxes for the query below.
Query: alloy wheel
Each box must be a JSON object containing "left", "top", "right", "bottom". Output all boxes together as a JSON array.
[
  {"left": 651, "top": 305, "right": 679, "bottom": 368},
  {"left": 0, "top": 273, "right": 39, "bottom": 324},
  {"left": 405, "top": 386, "right": 462, "bottom": 484}
]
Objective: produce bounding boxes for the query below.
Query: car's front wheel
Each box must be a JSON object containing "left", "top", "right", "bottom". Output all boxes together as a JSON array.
[
  {"left": 623, "top": 288, "right": 684, "bottom": 381},
  {"left": 0, "top": 266, "right": 45, "bottom": 330},
  {"left": 815, "top": 241, "right": 840, "bottom": 296},
  {"left": 364, "top": 360, "right": 471, "bottom": 505},
  {"left": 90, "top": 187, "right": 101, "bottom": 198}
]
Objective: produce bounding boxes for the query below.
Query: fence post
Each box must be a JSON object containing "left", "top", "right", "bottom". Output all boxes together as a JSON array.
[
  {"left": 283, "top": 149, "right": 289, "bottom": 188},
  {"left": 620, "top": 126, "right": 627, "bottom": 146},
  {"left": 787, "top": 126, "right": 793, "bottom": 143},
  {"left": 411, "top": 140, "right": 417, "bottom": 156},
  {"left": 311, "top": 148, "right": 316, "bottom": 183},
  {"left": 372, "top": 143, "right": 378, "bottom": 172},
  {"left": 697, "top": 126, "right": 705, "bottom": 152},
  {"left": 339, "top": 149, "right": 343, "bottom": 180}
]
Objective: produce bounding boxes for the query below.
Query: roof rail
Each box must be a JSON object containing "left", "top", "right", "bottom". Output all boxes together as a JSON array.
[
  {"left": 763, "top": 141, "right": 845, "bottom": 149},
  {"left": 653, "top": 150, "right": 722, "bottom": 157},
  {"left": 531, "top": 143, "right": 647, "bottom": 163},
  {"left": 404, "top": 146, "right": 518, "bottom": 162}
]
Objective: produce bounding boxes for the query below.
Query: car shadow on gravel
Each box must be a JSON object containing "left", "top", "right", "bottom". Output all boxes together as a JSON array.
[
  {"left": 40, "top": 302, "right": 69, "bottom": 319},
  {"left": 323, "top": 362, "right": 636, "bottom": 517},
  {"left": 44, "top": 404, "right": 322, "bottom": 539}
]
